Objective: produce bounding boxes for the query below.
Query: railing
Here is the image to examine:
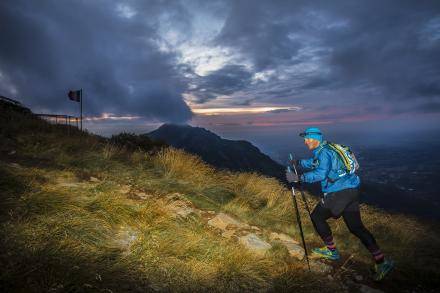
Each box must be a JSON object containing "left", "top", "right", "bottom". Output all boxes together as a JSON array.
[
  {"left": 1, "top": 95, "right": 80, "bottom": 131},
  {"left": 36, "top": 114, "right": 80, "bottom": 128}
]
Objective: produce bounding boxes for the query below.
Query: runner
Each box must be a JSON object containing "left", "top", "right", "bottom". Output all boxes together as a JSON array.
[{"left": 285, "top": 127, "right": 394, "bottom": 281}]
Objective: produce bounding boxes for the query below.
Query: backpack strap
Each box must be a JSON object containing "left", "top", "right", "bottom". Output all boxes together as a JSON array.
[
  {"left": 322, "top": 142, "right": 353, "bottom": 182},
  {"left": 326, "top": 142, "right": 352, "bottom": 172},
  {"left": 312, "top": 142, "right": 327, "bottom": 167}
]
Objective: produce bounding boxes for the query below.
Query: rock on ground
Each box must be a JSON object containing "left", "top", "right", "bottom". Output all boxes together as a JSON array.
[
  {"left": 269, "top": 232, "right": 304, "bottom": 259},
  {"left": 269, "top": 232, "right": 299, "bottom": 244},
  {"left": 167, "top": 201, "right": 197, "bottom": 218},
  {"left": 238, "top": 233, "right": 272, "bottom": 255},
  {"left": 134, "top": 192, "right": 152, "bottom": 200},
  {"left": 282, "top": 241, "right": 305, "bottom": 260},
  {"left": 221, "top": 230, "right": 236, "bottom": 239},
  {"left": 207, "top": 213, "right": 245, "bottom": 231}
]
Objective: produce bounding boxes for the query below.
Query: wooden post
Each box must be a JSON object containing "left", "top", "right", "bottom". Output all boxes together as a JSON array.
[
  {"left": 80, "top": 89, "right": 83, "bottom": 131},
  {"left": 67, "top": 116, "right": 70, "bottom": 136}
]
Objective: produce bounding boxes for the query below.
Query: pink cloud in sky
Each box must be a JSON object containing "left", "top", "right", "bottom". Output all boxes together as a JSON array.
[{"left": 190, "top": 105, "right": 390, "bottom": 129}]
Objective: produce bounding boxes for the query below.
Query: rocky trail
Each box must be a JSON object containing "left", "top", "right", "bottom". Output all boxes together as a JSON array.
[
  {"left": 76, "top": 175, "right": 385, "bottom": 293},
  {"left": 4, "top": 161, "right": 404, "bottom": 292}
]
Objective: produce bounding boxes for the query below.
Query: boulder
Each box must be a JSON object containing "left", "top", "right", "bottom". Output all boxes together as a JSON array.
[{"left": 238, "top": 233, "right": 272, "bottom": 255}]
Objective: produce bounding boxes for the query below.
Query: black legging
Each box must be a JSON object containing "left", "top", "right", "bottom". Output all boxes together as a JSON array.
[{"left": 310, "top": 188, "right": 379, "bottom": 251}]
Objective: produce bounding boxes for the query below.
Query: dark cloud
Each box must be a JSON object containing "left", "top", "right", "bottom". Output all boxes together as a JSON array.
[
  {"left": 232, "top": 98, "right": 256, "bottom": 106},
  {"left": 0, "top": 0, "right": 192, "bottom": 122},
  {"left": 211, "top": 0, "right": 440, "bottom": 114},
  {"left": 411, "top": 82, "right": 440, "bottom": 98},
  {"left": 215, "top": 1, "right": 305, "bottom": 71},
  {"left": 189, "top": 64, "right": 253, "bottom": 103},
  {"left": 1, "top": 0, "right": 439, "bottom": 129},
  {"left": 415, "top": 102, "right": 440, "bottom": 113}
]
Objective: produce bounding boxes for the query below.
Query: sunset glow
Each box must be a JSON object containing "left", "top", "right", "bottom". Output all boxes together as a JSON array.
[{"left": 191, "top": 106, "right": 301, "bottom": 115}]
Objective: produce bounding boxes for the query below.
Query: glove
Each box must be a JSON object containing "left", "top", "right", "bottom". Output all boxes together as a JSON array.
[
  {"left": 289, "top": 159, "right": 299, "bottom": 167},
  {"left": 285, "top": 171, "right": 299, "bottom": 183}
]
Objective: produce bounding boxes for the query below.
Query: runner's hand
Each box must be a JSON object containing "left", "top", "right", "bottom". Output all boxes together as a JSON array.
[{"left": 289, "top": 159, "right": 299, "bottom": 167}]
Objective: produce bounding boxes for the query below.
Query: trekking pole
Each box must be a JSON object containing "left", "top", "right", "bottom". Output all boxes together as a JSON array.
[
  {"left": 289, "top": 153, "right": 312, "bottom": 219},
  {"left": 287, "top": 165, "right": 311, "bottom": 272}
]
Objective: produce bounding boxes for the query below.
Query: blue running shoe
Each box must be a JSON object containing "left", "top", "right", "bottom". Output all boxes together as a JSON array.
[
  {"left": 373, "top": 258, "right": 394, "bottom": 281},
  {"left": 311, "top": 246, "right": 340, "bottom": 261}
]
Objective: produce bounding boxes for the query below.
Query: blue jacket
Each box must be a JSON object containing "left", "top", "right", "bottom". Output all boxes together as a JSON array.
[{"left": 299, "top": 142, "right": 360, "bottom": 195}]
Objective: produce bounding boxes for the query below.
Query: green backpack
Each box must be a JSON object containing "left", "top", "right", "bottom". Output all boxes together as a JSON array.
[{"left": 325, "top": 142, "right": 359, "bottom": 174}]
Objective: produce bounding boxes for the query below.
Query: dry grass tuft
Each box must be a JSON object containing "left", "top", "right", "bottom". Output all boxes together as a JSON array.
[
  {"left": 154, "top": 147, "right": 216, "bottom": 186},
  {"left": 102, "top": 143, "right": 123, "bottom": 160}
]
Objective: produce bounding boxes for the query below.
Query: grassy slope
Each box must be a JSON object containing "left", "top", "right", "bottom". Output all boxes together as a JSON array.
[{"left": 1, "top": 105, "right": 439, "bottom": 292}]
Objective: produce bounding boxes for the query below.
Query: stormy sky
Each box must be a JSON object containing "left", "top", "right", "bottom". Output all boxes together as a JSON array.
[{"left": 1, "top": 0, "right": 440, "bottom": 137}]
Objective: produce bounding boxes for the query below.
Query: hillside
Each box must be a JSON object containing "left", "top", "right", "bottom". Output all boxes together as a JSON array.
[
  {"left": 147, "top": 124, "right": 285, "bottom": 180},
  {"left": 1, "top": 100, "right": 440, "bottom": 292}
]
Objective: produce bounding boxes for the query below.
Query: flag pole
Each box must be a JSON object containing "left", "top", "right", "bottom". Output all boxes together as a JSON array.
[{"left": 80, "top": 89, "right": 83, "bottom": 131}]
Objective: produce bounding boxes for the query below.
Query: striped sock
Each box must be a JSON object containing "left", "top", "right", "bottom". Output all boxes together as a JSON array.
[
  {"left": 368, "top": 245, "right": 385, "bottom": 264},
  {"left": 372, "top": 250, "right": 385, "bottom": 264},
  {"left": 324, "top": 236, "right": 337, "bottom": 251}
]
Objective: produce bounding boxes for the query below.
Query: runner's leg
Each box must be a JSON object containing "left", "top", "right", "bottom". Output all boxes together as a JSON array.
[
  {"left": 342, "top": 202, "right": 384, "bottom": 263},
  {"left": 311, "top": 203, "right": 336, "bottom": 249}
]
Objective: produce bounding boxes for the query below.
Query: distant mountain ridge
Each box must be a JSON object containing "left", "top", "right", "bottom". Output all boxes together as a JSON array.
[{"left": 146, "top": 124, "right": 285, "bottom": 180}]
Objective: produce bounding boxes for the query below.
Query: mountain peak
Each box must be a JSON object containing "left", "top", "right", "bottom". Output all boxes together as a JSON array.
[{"left": 146, "top": 124, "right": 284, "bottom": 179}]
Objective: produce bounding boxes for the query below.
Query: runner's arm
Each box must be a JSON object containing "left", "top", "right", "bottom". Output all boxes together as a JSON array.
[
  {"left": 299, "top": 158, "right": 314, "bottom": 169},
  {"left": 301, "top": 151, "right": 331, "bottom": 183}
]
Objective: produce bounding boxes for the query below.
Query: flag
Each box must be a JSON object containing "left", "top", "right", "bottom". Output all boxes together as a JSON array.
[{"left": 68, "top": 90, "right": 81, "bottom": 102}]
